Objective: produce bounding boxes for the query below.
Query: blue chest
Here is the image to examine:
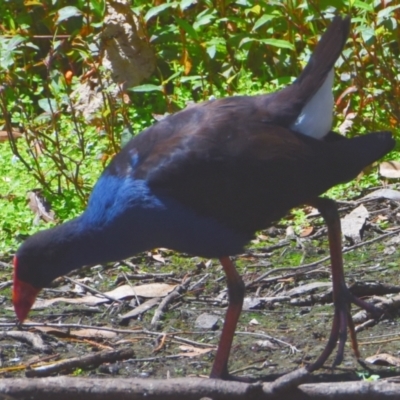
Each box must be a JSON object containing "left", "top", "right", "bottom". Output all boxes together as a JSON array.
[{"left": 81, "top": 173, "right": 248, "bottom": 259}]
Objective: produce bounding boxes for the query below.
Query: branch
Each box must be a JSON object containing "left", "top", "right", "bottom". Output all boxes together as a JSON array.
[{"left": 1, "top": 371, "right": 400, "bottom": 400}]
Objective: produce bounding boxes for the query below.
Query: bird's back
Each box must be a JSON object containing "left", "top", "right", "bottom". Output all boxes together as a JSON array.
[{"left": 103, "top": 98, "right": 394, "bottom": 239}]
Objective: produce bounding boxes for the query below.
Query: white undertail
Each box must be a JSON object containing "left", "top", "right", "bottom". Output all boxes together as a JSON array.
[{"left": 291, "top": 68, "right": 334, "bottom": 139}]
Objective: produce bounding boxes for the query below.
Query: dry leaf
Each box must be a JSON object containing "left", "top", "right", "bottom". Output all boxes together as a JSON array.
[
  {"left": 0, "top": 130, "right": 22, "bottom": 141},
  {"left": 33, "top": 326, "right": 68, "bottom": 337},
  {"left": 126, "top": 283, "right": 176, "bottom": 298},
  {"left": 336, "top": 85, "right": 357, "bottom": 106},
  {"left": 285, "top": 282, "right": 331, "bottom": 296},
  {"left": 27, "top": 190, "right": 56, "bottom": 224},
  {"left": 337, "top": 111, "right": 356, "bottom": 135},
  {"left": 181, "top": 48, "right": 192, "bottom": 75},
  {"left": 151, "top": 254, "right": 165, "bottom": 264},
  {"left": 257, "top": 234, "right": 269, "bottom": 241},
  {"left": 299, "top": 226, "right": 314, "bottom": 237},
  {"left": 341, "top": 204, "right": 369, "bottom": 244},
  {"left": 362, "top": 188, "right": 400, "bottom": 202},
  {"left": 305, "top": 207, "right": 319, "bottom": 217},
  {"left": 19, "top": 283, "right": 177, "bottom": 310},
  {"left": 256, "top": 340, "right": 278, "bottom": 349},
  {"left": 365, "top": 353, "right": 400, "bottom": 367},
  {"left": 379, "top": 161, "right": 400, "bottom": 179},
  {"left": 119, "top": 297, "right": 160, "bottom": 320},
  {"left": 177, "top": 345, "right": 214, "bottom": 358},
  {"left": 70, "top": 329, "right": 116, "bottom": 339},
  {"left": 26, "top": 296, "right": 106, "bottom": 309},
  {"left": 286, "top": 226, "right": 295, "bottom": 238}
]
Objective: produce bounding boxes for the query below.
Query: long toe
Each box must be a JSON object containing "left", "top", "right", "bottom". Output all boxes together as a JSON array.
[{"left": 308, "top": 285, "right": 383, "bottom": 372}]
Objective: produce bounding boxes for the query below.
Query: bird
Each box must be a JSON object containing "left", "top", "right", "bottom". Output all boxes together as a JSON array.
[{"left": 13, "top": 16, "right": 394, "bottom": 379}]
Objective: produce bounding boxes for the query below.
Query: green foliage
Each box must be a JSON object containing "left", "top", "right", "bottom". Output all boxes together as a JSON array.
[
  {"left": 72, "top": 368, "right": 85, "bottom": 376},
  {"left": 356, "top": 370, "right": 381, "bottom": 381},
  {"left": 0, "top": 0, "right": 399, "bottom": 255},
  {"left": 290, "top": 208, "right": 310, "bottom": 234}
]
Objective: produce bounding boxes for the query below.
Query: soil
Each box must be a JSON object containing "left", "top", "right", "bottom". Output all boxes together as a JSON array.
[{"left": 1, "top": 195, "right": 400, "bottom": 383}]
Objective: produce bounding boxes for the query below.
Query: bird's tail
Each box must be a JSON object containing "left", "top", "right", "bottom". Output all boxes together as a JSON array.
[
  {"left": 291, "top": 15, "right": 350, "bottom": 101},
  {"left": 263, "top": 16, "right": 350, "bottom": 125},
  {"left": 328, "top": 131, "right": 395, "bottom": 184}
]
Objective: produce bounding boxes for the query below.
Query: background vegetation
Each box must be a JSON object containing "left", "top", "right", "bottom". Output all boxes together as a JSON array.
[{"left": 0, "top": 0, "right": 399, "bottom": 256}]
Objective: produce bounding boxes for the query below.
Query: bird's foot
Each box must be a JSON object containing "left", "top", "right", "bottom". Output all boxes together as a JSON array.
[{"left": 307, "top": 286, "right": 383, "bottom": 372}]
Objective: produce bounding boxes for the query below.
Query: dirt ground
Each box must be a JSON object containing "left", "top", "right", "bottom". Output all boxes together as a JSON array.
[{"left": 1, "top": 194, "right": 400, "bottom": 384}]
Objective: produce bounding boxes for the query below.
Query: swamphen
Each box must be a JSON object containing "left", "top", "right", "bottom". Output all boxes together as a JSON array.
[{"left": 13, "top": 16, "right": 395, "bottom": 379}]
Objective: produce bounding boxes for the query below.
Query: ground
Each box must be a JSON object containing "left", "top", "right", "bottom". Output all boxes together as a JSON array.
[{"left": 1, "top": 195, "right": 400, "bottom": 383}]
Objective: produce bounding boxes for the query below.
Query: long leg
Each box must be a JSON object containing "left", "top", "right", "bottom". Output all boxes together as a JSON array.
[
  {"left": 307, "top": 197, "right": 382, "bottom": 371},
  {"left": 210, "top": 256, "right": 245, "bottom": 379}
]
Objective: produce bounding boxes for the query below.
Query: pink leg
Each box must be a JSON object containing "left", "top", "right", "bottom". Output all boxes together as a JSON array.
[
  {"left": 210, "top": 256, "right": 245, "bottom": 379},
  {"left": 307, "top": 197, "right": 381, "bottom": 372}
]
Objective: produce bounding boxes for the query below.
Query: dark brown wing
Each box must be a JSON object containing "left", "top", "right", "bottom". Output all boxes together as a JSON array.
[{"left": 107, "top": 98, "right": 393, "bottom": 235}]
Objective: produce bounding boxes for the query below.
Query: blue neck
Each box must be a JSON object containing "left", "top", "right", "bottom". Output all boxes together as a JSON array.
[
  {"left": 68, "top": 174, "right": 249, "bottom": 264},
  {"left": 18, "top": 171, "right": 249, "bottom": 288}
]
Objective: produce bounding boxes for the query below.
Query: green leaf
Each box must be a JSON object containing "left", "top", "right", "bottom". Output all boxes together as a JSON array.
[
  {"left": 206, "top": 44, "right": 216, "bottom": 59},
  {"left": 180, "top": 75, "right": 202, "bottom": 82},
  {"left": 6, "top": 35, "right": 26, "bottom": 51},
  {"left": 38, "top": 98, "right": 58, "bottom": 113},
  {"left": 352, "top": 0, "right": 374, "bottom": 11},
  {"left": 377, "top": 5, "right": 400, "bottom": 20},
  {"left": 1, "top": 36, "right": 25, "bottom": 68},
  {"left": 253, "top": 14, "right": 276, "bottom": 31},
  {"left": 258, "top": 38, "right": 294, "bottom": 50},
  {"left": 90, "top": 0, "right": 105, "bottom": 17},
  {"left": 56, "top": 6, "right": 82, "bottom": 24},
  {"left": 162, "top": 70, "right": 181, "bottom": 85},
  {"left": 175, "top": 18, "right": 198, "bottom": 40},
  {"left": 180, "top": 0, "right": 196, "bottom": 10},
  {"left": 145, "top": 3, "right": 177, "bottom": 22},
  {"left": 239, "top": 37, "right": 255, "bottom": 47},
  {"left": 130, "top": 84, "right": 163, "bottom": 92},
  {"left": 193, "top": 9, "right": 215, "bottom": 30},
  {"left": 358, "top": 26, "right": 375, "bottom": 43}
]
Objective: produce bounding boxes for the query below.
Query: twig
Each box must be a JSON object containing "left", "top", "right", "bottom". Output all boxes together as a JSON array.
[
  {"left": 151, "top": 278, "right": 191, "bottom": 328},
  {"left": 3, "top": 323, "right": 232, "bottom": 346},
  {"left": 169, "top": 335, "right": 216, "bottom": 348},
  {"left": 64, "top": 277, "right": 122, "bottom": 304},
  {"left": 121, "top": 271, "right": 141, "bottom": 306},
  {"left": 188, "top": 274, "right": 209, "bottom": 292},
  {"left": 26, "top": 347, "right": 134, "bottom": 378},
  {"left": 4, "top": 331, "right": 52, "bottom": 353},
  {"left": 124, "top": 355, "right": 182, "bottom": 363},
  {"left": 235, "top": 331, "right": 299, "bottom": 354},
  {"left": 247, "top": 265, "right": 327, "bottom": 287},
  {"left": 247, "top": 227, "right": 400, "bottom": 286},
  {"left": 117, "top": 272, "right": 176, "bottom": 280},
  {"left": 153, "top": 333, "right": 167, "bottom": 352},
  {"left": 230, "top": 359, "right": 278, "bottom": 375},
  {"left": 0, "top": 261, "right": 11, "bottom": 268},
  {"left": 0, "top": 280, "right": 12, "bottom": 290}
]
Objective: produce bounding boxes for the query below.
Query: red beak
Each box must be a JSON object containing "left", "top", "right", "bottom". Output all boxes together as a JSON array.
[
  {"left": 13, "top": 278, "right": 41, "bottom": 322},
  {"left": 13, "top": 257, "right": 41, "bottom": 322}
]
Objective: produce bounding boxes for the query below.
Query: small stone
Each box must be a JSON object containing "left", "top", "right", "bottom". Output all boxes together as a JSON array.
[{"left": 195, "top": 313, "right": 219, "bottom": 330}]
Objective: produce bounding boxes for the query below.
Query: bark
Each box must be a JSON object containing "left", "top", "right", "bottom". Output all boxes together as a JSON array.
[{"left": 1, "top": 374, "right": 400, "bottom": 400}]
